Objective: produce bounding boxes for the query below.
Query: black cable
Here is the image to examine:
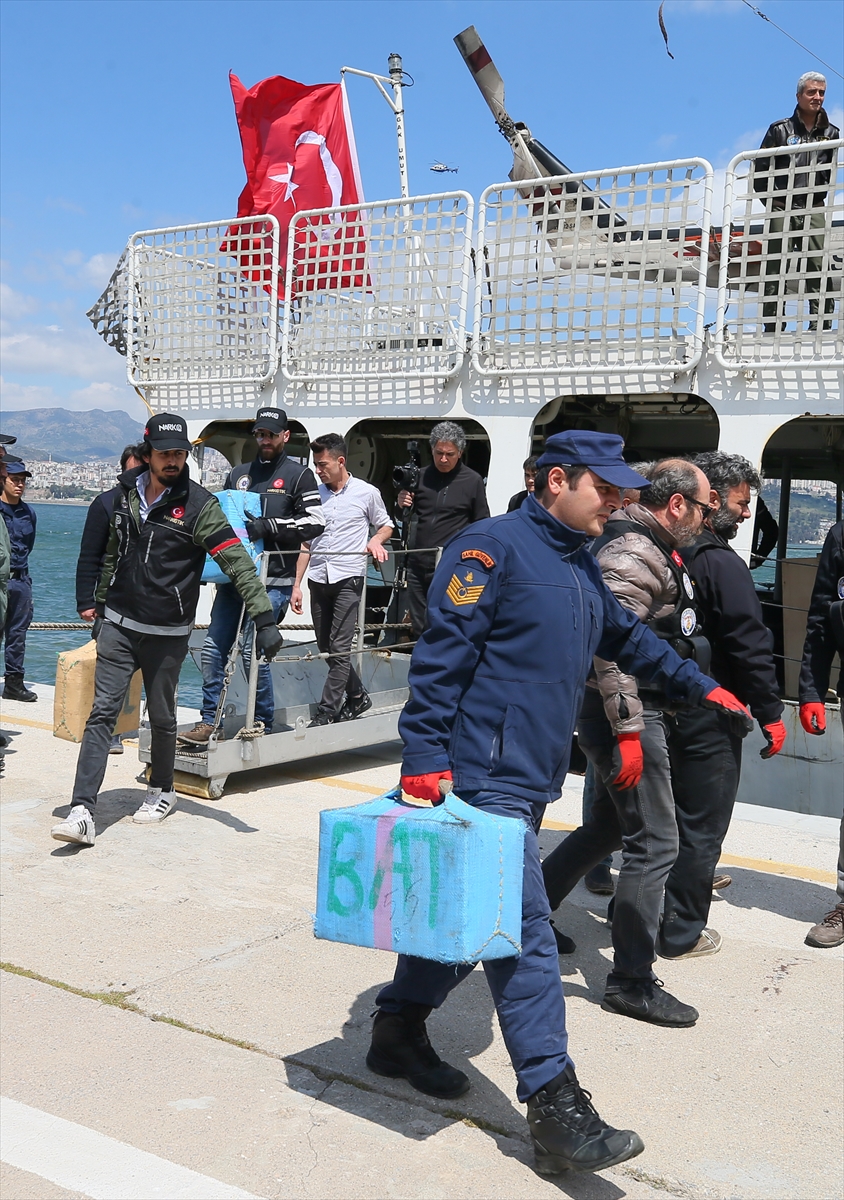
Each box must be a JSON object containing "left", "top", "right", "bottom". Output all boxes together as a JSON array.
[{"left": 740, "top": 0, "right": 844, "bottom": 81}]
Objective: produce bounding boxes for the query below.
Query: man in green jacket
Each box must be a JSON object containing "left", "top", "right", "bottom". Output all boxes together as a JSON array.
[{"left": 52, "top": 414, "right": 282, "bottom": 847}]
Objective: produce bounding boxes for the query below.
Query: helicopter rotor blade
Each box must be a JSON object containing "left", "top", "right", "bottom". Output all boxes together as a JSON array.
[{"left": 453, "top": 26, "right": 517, "bottom": 141}]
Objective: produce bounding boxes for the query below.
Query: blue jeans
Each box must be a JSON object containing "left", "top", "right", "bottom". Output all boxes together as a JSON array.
[
  {"left": 582, "top": 761, "right": 613, "bottom": 870},
  {"left": 375, "top": 788, "right": 571, "bottom": 1103},
  {"left": 200, "top": 583, "right": 290, "bottom": 729}
]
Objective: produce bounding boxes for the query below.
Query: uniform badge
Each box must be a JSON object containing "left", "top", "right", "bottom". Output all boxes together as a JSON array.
[
  {"left": 272, "top": 478, "right": 285, "bottom": 489},
  {"left": 461, "top": 548, "right": 495, "bottom": 568},
  {"left": 680, "top": 607, "right": 697, "bottom": 636},
  {"left": 446, "top": 570, "right": 486, "bottom": 608},
  {"left": 237, "top": 476, "right": 251, "bottom": 491},
  {"left": 683, "top": 572, "right": 695, "bottom": 599},
  {"left": 787, "top": 135, "right": 800, "bottom": 145},
  {"left": 171, "top": 505, "right": 185, "bottom": 519}
]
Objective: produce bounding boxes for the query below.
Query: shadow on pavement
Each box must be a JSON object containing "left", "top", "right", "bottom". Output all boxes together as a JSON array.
[
  {"left": 50, "top": 789, "right": 259, "bottom": 842},
  {"left": 713, "top": 867, "right": 841, "bottom": 923}
]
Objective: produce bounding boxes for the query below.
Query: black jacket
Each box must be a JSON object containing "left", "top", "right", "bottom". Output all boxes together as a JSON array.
[
  {"left": 507, "top": 489, "right": 529, "bottom": 513},
  {"left": 682, "top": 528, "right": 783, "bottom": 727},
  {"left": 755, "top": 107, "right": 840, "bottom": 210},
  {"left": 799, "top": 520, "right": 844, "bottom": 702},
  {"left": 225, "top": 452, "right": 324, "bottom": 585},
  {"left": 409, "top": 461, "right": 490, "bottom": 566},
  {"left": 76, "top": 487, "right": 118, "bottom": 612}
]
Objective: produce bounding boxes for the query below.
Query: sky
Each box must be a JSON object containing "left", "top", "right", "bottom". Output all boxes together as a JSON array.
[{"left": 1, "top": 0, "right": 841, "bottom": 421}]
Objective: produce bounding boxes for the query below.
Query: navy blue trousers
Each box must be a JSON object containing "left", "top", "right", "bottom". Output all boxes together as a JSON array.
[
  {"left": 3, "top": 575, "right": 33, "bottom": 674},
  {"left": 375, "top": 788, "right": 571, "bottom": 1102}
]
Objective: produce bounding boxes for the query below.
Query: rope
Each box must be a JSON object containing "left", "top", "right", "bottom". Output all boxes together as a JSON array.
[
  {"left": 740, "top": 1, "right": 844, "bottom": 81},
  {"left": 28, "top": 622, "right": 412, "bottom": 632}
]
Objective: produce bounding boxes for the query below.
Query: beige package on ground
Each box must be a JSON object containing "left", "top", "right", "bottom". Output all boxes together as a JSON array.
[{"left": 53, "top": 638, "right": 142, "bottom": 743}]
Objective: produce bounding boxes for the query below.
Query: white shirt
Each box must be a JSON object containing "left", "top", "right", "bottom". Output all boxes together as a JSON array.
[
  {"left": 136, "top": 472, "right": 172, "bottom": 523},
  {"left": 308, "top": 475, "right": 391, "bottom": 584}
]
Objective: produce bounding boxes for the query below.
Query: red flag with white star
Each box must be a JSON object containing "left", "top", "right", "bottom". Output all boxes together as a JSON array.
[{"left": 227, "top": 72, "right": 366, "bottom": 295}]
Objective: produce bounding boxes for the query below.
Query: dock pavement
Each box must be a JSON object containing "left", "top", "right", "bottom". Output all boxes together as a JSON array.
[{"left": 1, "top": 684, "right": 842, "bottom": 1200}]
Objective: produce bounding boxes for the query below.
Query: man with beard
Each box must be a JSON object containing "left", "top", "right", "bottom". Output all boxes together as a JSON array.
[
  {"left": 657, "top": 453, "right": 786, "bottom": 961},
  {"left": 542, "top": 459, "right": 719, "bottom": 1027},
  {"left": 51, "top": 415, "right": 282, "bottom": 847}
]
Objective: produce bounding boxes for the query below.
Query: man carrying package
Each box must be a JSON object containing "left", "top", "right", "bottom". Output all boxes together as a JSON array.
[
  {"left": 365, "top": 431, "right": 752, "bottom": 1178},
  {"left": 51, "top": 414, "right": 282, "bottom": 847}
]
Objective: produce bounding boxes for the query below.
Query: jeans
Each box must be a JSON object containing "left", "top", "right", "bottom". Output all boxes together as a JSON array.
[
  {"left": 72, "top": 621, "right": 189, "bottom": 811},
  {"left": 406, "top": 557, "right": 436, "bottom": 641},
  {"left": 659, "top": 706, "right": 744, "bottom": 957},
  {"left": 376, "top": 789, "right": 571, "bottom": 1103},
  {"left": 582, "top": 761, "right": 612, "bottom": 870},
  {"left": 309, "top": 576, "right": 364, "bottom": 715},
  {"left": 3, "top": 575, "right": 33, "bottom": 674},
  {"left": 542, "top": 690, "right": 678, "bottom": 985},
  {"left": 200, "top": 583, "right": 290, "bottom": 729}
]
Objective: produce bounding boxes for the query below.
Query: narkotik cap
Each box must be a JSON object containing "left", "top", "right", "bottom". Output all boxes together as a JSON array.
[
  {"left": 536, "top": 431, "right": 650, "bottom": 489},
  {"left": 252, "top": 407, "right": 289, "bottom": 434},
  {"left": 5, "top": 459, "right": 32, "bottom": 477},
  {"left": 144, "top": 413, "right": 192, "bottom": 452}
]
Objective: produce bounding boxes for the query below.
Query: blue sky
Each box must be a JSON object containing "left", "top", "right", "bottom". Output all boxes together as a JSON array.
[{"left": 1, "top": 0, "right": 841, "bottom": 420}]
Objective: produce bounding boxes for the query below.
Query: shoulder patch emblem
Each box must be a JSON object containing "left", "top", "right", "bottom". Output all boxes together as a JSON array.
[
  {"left": 446, "top": 572, "right": 486, "bottom": 607},
  {"left": 461, "top": 548, "right": 495, "bottom": 568},
  {"left": 272, "top": 478, "right": 285, "bottom": 489},
  {"left": 236, "top": 476, "right": 251, "bottom": 490}
]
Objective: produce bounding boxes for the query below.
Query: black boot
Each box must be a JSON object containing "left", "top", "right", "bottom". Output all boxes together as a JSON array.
[
  {"left": 602, "top": 977, "right": 698, "bottom": 1027},
  {"left": 527, "top": 1064, "right": 644, "bottom": 1175},
  {"left": 3, "top": 673, "right": 37, "bottom": 702},
  {"left": 551, "top": 921, "right": 576, "bottom": 955},
  {"left": 366, "top": 1004, "right": 470, "bottom": 1099}
]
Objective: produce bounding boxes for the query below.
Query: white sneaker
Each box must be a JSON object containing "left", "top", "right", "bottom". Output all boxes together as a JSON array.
[
  {"left": 133, "top": 787, "right": 178, "bottom": 823},
  {"left": 51, "top": 805, "right": 96, "bottom": 846}
]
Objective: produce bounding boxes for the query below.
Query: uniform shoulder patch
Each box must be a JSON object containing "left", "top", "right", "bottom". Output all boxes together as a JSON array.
[
  {"left": 461, "top": 548, "right": 495, "bottom": 568},
  {"left": 446, "top": 570, "right": 486, "bottom": 608}
]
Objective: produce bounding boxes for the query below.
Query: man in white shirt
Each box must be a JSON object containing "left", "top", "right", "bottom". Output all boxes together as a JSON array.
[{"left": 292, "top": 434, "right": 393, "bottom": 726}]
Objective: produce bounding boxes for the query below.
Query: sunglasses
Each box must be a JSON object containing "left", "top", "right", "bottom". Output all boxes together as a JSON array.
[{"left": 684, "top": 497, "right": 714, "bottom": 520}]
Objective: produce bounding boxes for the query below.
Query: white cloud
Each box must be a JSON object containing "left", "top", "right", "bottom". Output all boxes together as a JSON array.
[
  {"left": 0, "top": 375, "right": 147, "bottom": 417},
  {"left": 0, "top": 321, "right": 126, "bottom": 381},
  {"left": 21, "top": 249, "right": 122, "bottom": 294},
  {"left": 0, "top": 282, "right": 39, "bottom": 320},
  {"left": 830, "top": 106, "right": 843, "bottom": 133}
]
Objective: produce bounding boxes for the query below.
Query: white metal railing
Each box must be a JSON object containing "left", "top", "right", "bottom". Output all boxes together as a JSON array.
[
  {"left": 473, "top": 159, "right": 713, "bottom": 376},
  {"left": 127, "top": 216, "right": 280, "bottom": 387},
  {"left": 280, "top": 192, "right": 473, "bottom": 381},
  {"left": 713, "top": 140, "right": 843, "bottom": 368}
]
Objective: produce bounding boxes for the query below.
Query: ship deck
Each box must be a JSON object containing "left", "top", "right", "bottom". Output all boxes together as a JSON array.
[{"left": 1, "top": 686, "right": 842, "bottom": 1200}]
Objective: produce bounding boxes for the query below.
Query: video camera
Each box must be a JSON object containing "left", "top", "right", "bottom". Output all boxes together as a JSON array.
[{"left": 392, "top": 439, "right": 422, "bottom": 493}]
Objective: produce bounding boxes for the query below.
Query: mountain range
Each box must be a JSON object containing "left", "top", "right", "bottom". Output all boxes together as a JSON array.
[{"left": 0, "top": 408, "right": 146, "bottom": 463}]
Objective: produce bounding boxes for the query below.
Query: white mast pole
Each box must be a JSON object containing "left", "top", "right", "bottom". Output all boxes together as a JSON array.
[{"left": 341, "top": 53, "right": 409, "bottom": 199}]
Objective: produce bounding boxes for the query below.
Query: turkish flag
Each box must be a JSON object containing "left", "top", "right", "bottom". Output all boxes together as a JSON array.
[{"left": 227, "top": 72, "right": 367, "bottom": 296}]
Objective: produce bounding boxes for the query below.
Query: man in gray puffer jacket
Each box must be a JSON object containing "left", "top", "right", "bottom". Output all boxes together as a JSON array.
[{"left": 543, "top": 459, "right": 718, "bottom": 1028}]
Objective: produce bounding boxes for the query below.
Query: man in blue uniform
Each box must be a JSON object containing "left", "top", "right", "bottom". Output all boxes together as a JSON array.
[
  {"left": 366, "top": 431, "right": 753, "bottom": 1177},
  {"left": 1, "top": 460, "right": 38, "bottom": 702}
]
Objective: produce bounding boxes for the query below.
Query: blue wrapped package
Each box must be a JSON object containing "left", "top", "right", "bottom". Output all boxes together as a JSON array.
[
  {"left": 315, "top": 787, "right": 525, "bottom": 964},
  {"left": 201, "top": 490, "right": 263, "bottom": 584}
]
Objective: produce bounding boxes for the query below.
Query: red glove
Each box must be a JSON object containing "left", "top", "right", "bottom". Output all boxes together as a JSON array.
[
  {"left": 702, "top": 687, "right": 754, "bottom": 735},
  {"left": 760, "top": 719, "right": 787, "bottom": 759},
  {"left": 401, "top": 771, "right": 453, "bottom": 804},
  {"left": 799, "top": 702, "right": 826, "bottom": 735},
  {"left": 611, "top": 733, "right": 644, "bottom": 790}
]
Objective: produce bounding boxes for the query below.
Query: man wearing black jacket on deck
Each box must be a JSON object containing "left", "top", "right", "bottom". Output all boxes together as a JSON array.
[{"left": 658, "top": 452, "right": 786, "bottom": 960}]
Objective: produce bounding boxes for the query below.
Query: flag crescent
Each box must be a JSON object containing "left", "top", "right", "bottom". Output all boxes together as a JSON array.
[{"left": 295, "top": 131, "right": 343, "bottom": 211}]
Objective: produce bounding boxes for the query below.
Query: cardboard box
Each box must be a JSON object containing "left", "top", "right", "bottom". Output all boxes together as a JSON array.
[{"left": 53, "top": 638, "right": 142, "bottom": 743}]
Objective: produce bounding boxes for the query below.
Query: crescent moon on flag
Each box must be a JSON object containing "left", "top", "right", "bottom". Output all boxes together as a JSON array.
[{"left": 294, "top": 130, "right": 344, "bottom": 212}]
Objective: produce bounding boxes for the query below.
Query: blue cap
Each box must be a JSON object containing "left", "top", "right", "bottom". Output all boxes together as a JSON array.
[
  {"left": 4, "top": 459, "right": 31, "bottom": 477},
  {"left": 535, "top": 431, "right": 649, "bottom": 489}
]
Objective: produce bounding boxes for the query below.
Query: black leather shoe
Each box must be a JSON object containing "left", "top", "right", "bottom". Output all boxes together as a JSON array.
[
  {"left": 527, "top": 1064, "right": 644, "bottom": 1175},
  {"left": 336, "top": 691, "right": 373, "bottom": 721},
  {"left": 602, "top": 978, "right": 698, "bottom": 1027},
  {"left": 584, "top": 864, "right": 615, "bottom": 895},
  {"left": 366, "top": 1005, "right": 470, "bottom": 1099},
  {"left": 551, "top": 922, "right": 576, "bottom": 955},
  {"left": 308, "top": 709, "right": 335, "bottom": 728},
  {"left": 2, "top": 673, "right": 37, "bottom": 702}
]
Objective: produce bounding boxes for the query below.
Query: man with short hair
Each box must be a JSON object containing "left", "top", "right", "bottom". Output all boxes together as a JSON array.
[
  {"left": 367, "top": 432, "right": 751, "bottom": 1177},
  {"left": 291, "top": 434, "right": 393, "bottom": 725},
  {"left": 179, "top": 406, "right": 324, "bottom": 747},
  {"left": 397, "top": 421, "right": 489, "bottom": 639},
  {"left": 1, "top": 460, "right": 38, "bottom": 702},
  {"left": 51, "top": 414, "right": 282, "bottom": 847},
  {"left": 658, "top": 452, "right": 785, "bottom": 961},
  {"left": 507, "top": 454, "right": 538, "bottom": 512},
  {"left": 542, "top": 459, "right": 724, "bottom": 1027}
]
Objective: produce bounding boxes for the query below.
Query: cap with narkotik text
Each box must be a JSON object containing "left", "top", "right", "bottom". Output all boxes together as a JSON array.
[
  {"left": 252, "top": 407, "right": 289, "bottom": 435},
  {"left": 144, "top": 414, "right": 193, "bottom": 452},
  {"left": 536, "top": 431, "right": 650, "bottom": 490}
]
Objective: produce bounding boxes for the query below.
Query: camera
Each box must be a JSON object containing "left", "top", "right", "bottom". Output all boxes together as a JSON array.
[{"left": 392, "top": 439, "right": 422, "bottom": 492}]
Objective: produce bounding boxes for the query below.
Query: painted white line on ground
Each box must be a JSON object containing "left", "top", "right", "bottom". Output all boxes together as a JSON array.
[{"left": 0, "top": 1097, "right": 261, "bottom": 1200}]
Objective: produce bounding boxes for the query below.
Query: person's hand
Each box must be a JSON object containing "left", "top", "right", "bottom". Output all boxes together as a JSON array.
[
  {"left": 702, "top": 686, "right": 754, "bottom": 735},
  {"left": 397, "top": 490, "right": 414, "bottom": 509},
  {"left": 367, "top": 538, "right": 389, "bottom": 564},
  {"left": 401, "top": 771, "right": 453, "bottom": 804},
  {"left": 79, "top": 608, "right": 96, "bottom": 622},
  {"left": 245, "top": 517, "right": 272, "bottom": 542},
  {"left": 91, "top": 616, "right": 104, "bottom": 642},
  {"left": 611, "top": 732, "right": 643, "bottom": 789},
  {"left": 290, "top": 585, "right": 304, "bottom": 616},
  {"left": 799, "top": 702, "right": 826, "bottom": 735},
  {"left": 255, "top": 624, "right": 283, "bottom": 662},
  {"left": 760, "top": 719, "right": 787, "bottom": 759}
]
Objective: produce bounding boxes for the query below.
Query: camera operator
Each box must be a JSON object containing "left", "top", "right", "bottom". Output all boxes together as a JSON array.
[{"left": 397, "top": 422, "right": 489, "bottom": 639}]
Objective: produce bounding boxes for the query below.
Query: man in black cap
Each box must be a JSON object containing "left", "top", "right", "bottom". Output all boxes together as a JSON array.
[
  {"left": 1, "top": 459, "right": 38, "bottom": 702},
  {"left": 52, "top": 414, "right": 282, "bottom": 848},
  {"left": 368, "top": 431, "right": 751, "bottom": 1178},
  {"left": 179, "top": 406, "right": 324, "bottom": 747}
]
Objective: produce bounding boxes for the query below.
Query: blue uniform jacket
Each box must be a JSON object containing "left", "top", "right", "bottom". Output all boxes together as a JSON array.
[
  {"left": 0, "top": 499, "right": 37, "bottom": 572},
  {"left": 399, "top": 494, "right": 718, "bottom": 805}
]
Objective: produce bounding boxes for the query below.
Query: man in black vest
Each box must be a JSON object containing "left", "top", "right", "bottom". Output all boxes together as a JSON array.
[
  {"left": 179, "top": 406, "right": 324, "bottom": 747},
  {"left": 542, "top": 459, "right": 720, "bottom": 1028},
  {"left": 51, "top": 414, "right": 282, "bottom": 848},
  {"left": 659, "top": 453, "right": 785, "bottom": 961}
]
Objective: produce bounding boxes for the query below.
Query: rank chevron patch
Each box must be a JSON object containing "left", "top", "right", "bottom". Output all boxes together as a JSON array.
[{"left": 446, "top": 572, "right": 486, "bottom": 607}]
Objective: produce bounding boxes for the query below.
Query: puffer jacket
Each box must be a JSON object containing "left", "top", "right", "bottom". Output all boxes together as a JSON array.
[{"left": 589, "top": 503, "right": 684, "bottom": 732}]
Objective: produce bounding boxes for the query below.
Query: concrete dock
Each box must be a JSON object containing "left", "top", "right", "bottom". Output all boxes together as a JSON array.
[{"left": 1, "top": 685, "right": 842, "bottom": 1200}]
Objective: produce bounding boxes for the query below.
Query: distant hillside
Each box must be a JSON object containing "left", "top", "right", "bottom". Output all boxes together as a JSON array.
[{"left": 0, "top": 408, "right": 145, "bottom": 463}]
